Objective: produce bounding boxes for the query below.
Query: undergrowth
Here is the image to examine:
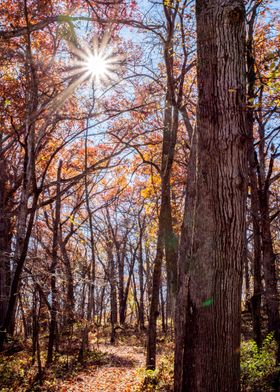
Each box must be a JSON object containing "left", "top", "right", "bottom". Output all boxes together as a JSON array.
[
  {"left": 0, "top": 346, "right": 107, "bottom": 392},
  {"left": 240, "top": 333, "right": 279, "bottom": 391},
  {"left": 136, "top": 334, "right": 279, "bottom": 392},
  {"left": 0, "top": 334, "right": 279, "bottom": 391}
]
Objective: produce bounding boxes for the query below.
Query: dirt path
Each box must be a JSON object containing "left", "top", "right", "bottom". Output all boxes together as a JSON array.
[{"left": 58, "top": 344, "right": 145, "bottom": 392}]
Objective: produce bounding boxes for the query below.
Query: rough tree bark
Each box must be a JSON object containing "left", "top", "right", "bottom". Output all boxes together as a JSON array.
[
  {"left": 0, "top": 156, "right": 12, "bottom": 328},
  {"left": 175, "top": 1, "right": 247, "bottom": 391}
]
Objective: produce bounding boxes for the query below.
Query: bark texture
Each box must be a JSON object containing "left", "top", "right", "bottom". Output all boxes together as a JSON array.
[
  {"left": 175, "top": 1, "right": 247, "bottom": 391},
  {"left": 0, "top": 158, "right": 12, "bottom": 328}
]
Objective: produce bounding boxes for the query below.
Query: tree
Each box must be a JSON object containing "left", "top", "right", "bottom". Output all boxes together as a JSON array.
[
  {"left": 46, "top": 160, "right": 62, "bottom": 365},
  {"left": 245, "top": 0, "right": 280, "bottom": 359},
  {"left": 175, "top": 1, "right": 248, "bottom": 390},
  {"left": 146, "top": 0, "right": 195, "bottom": 370}
]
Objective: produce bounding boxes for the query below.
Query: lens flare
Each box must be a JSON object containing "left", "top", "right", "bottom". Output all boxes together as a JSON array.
[
  {"left": 48, "top": 37, "right": 124, "bottom": 113},
  {"left": 67, "top": 43, "right": 122, "bottom": 86},
  {"left": 85, "top": 54, "right": 109, "bottom": 78}
]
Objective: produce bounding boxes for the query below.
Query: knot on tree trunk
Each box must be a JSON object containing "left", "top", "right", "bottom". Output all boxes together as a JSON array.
[{"left": 228, "top": 6, "right": 244, "bottom": 25}]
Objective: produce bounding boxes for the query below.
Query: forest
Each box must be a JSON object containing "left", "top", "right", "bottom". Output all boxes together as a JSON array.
[{"left": 0, "top": 0, "right": 279, "bottom": 391}]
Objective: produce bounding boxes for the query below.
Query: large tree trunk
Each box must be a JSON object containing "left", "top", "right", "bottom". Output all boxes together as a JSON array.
[{"left": 175, "top": 1, "right": 247, "bottom": 391}]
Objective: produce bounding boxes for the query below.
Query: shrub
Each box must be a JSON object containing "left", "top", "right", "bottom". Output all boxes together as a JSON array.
[
  {"left": 240, "top": 333, "right": 279, "bottom": 391},
  {"left": 136, "top": 354, "right": 174, "bottom": 391}
]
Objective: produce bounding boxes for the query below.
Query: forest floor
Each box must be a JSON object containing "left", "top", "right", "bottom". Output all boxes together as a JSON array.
[
  {"left": 57, "top": 343, "right": 145, "bottom": 392},
  {"left": 0, "top": 330, "right": 174, "bottom": 391},
  {"left": 1, "top": 326, "right": 278, "bottom": 391}
]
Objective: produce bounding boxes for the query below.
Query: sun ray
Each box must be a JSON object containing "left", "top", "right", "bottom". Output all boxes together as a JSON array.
[
  {"left": 66, "top": 41, "right": 121, "bottom": 87},
  {"left": 46, "top": 38, "right": 124, "bottom": 116}
]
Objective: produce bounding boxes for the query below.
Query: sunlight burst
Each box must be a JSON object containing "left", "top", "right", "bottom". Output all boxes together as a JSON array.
[
  {"left": 68, "top": 42, "right": 122, "bottom": 86},
  {"left": 48, "top": 37, "right": 123, "bottom": 113},
  {"left": 85, "top": 54, "right": 109, "bottom": 78}
]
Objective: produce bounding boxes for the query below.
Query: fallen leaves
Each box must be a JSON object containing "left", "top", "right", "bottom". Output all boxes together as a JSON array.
[{"left": 57, "top": 344, "right": 145, "bottom": 392}]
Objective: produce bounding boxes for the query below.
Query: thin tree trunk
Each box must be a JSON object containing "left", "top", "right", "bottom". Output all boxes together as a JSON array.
[
  {"left": 246, "top": 3, "right": 263, "bottom": 348},
  {"left": 84, "top": 111, "right": 96, "bottom": 322},
  {"left": 146, "top": 2, "right": 181, "bottom": 368},
  {"left": 19, "top": 293, "right": 28, "bottom": 340},
  {"left": 120, "top": 245, "right": 138, "bottom": 324},
  {"left": 47, "top": 161, "right": 62, "bottom": 365},
  {"left": 257, "top": 83, "right": 280, "bottom": 361},
  {"left": 107, "top": 242, "right": 117, "bottom": 343},
  {"left": 60, "top": 242, "right": 75, "bottom": 326},
  {"left": 132, "top": 271, "right": 140, "bottom": 326},
  {"left": 260, "top": 191, "right": 280, "bottom": 362},
  {"left": 138, "top": 225, "right": 145, "bottom": 330},
  {"left": 0, "top": 2, "right": 40, "bottom": 347},
  {"left": 98, "top": 286, "right": 105, "bottom": 326},
  {"left": 116, "top": 241, "right": 126, "bottom": 325},
  {"left": 146, "top": 74, "right": 178, "bottom": 371},
  {"left": 249, "top": 165, "right": 263, "bottom": 348},
  {"left": 243, "top": 253, "right": 251, "bottom": 310},
  {"left": 160, "top": 284, "right": 166, "bottom": 333},
  {"left": 32, "top": 290, "right": 38, "bottom": 365}
]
